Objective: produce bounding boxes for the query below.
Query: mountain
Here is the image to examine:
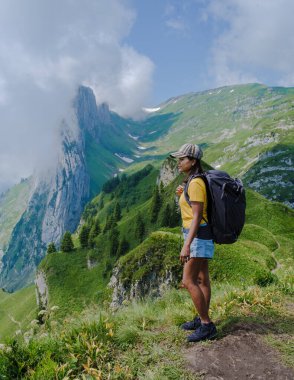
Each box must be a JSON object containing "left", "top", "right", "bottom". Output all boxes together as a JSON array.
[
  {"left": 131, "top": 83, "right": 294, "bottom": 207},
  {"left": 0, "top": 86, "right": 137, "bottom": 291},
  {"left": 1, "top": 83, "right": 293, "bottom": 292}
]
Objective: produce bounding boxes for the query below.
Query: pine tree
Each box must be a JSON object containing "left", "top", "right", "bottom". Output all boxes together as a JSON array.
[
  {"left": 159, "top": 181, "right": 165, "bottom": 194},
  {"left": 150, "top": 186, "right": 161, "bottom": 223},
  {"left": 103, "top": 214, "right": 117, "bottom": 234},
  {"left": 79, "top": 225, "right": 90, "bottom": 248},
  {"left": 88, "top": 225, "right": 96, "bottom": 248},
  {"left": 117, "top": 237, "right": 129, "bottom": 257},
  {"left": 135, "top": 213, "right": 145, "bottom": 242},
  {"left": 170, "top": 199, "right": 181, "bottom": 227},
  {"left": 93, "top": 217, "right": 101, "bottom": 236},
  {"left": 99, "top": 198, "right": 104, "bottom": 210},
  {"left": 113, "top": 202, "right": 122, "bottom": 222},
  {"left": 61, "top": 231, "right": 74, "bottom": 252},
  {"left": 109, "top": 227, "right": 120, "bottom": 256},
  {"left": 161, "top": 204, "right": 171, "bottom": 227},
  {"left": 47, "top": 242, "right": 57, "bottom": 254}
]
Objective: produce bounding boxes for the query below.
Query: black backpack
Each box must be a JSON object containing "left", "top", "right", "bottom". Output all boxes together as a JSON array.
[{"left": 184, "top": 170, "right": 246, "bottom": 244}]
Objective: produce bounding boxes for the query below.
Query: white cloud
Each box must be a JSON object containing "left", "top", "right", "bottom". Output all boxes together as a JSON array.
[
  {"left": 165, "top": 18, "right": 188, "bottom": 32},
  {"left": 0, "top": 0, "right": 154, "bottom": 192},
  {"left": 203, "top": 0, "right": 294, "bottom": 87},
  {"left": 164, "top": 1, "right": 190, "bottom": 34}
]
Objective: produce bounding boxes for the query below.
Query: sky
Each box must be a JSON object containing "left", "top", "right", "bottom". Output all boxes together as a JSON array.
[{"left": 0, "top": 0, "right": 294, "bottom": 193}]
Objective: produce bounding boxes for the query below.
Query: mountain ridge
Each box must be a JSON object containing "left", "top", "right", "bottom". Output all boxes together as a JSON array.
[{"left": 0, "top": 82, "right": 293, "bottom": 291}]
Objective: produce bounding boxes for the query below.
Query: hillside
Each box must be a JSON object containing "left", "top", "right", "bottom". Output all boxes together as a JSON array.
[
  {"left": 0, "top": 158, "right": 293, "bottom": 378},
  {"left": 130, "top": 84, "right": 294, "bottom": 207},
  {"left": 0, "top": 178, "right": 32, "bottom": 257},
  {"left": 0, "top": 286, "right": 37, "bottom": 342},
  {"left": 1, "top": 83, "right": 293, "bottom": 294},
  {"left": 34, "top": 161, "right": 293, "bottom": 314}
]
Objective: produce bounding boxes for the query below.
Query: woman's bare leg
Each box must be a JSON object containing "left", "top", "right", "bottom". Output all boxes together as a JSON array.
[
  {"left": 196, "top": 260, "right": 211, "bottom": 313},
  {"left": 182, "top": 258, "right": 211, "bottom": 323}
]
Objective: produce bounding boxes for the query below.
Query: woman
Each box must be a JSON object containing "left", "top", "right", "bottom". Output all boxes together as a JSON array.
[{"left": 170, "top": 143, "right": 217, "bottom": 342}]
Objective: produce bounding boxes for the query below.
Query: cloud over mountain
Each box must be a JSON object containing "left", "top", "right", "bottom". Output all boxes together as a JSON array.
[{"left": 0, "top": 0, "right": 154, "bottom": 193}]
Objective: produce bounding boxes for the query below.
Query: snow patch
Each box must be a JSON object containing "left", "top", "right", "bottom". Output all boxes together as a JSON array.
[
  {"left": 215, "top": 165, "right": 221, "bottom": 169},
  {"left": 114, "top": 153, "right": 134, "bottom": 163},
  {"left": 143, "top": 107, "right": 161, "bottom": 113},
  {"left": 128, "top": 133, "right": 139, "bottom": 141},
  {"left": 230, "top": 89, "right": 234, "bottom": 93}
]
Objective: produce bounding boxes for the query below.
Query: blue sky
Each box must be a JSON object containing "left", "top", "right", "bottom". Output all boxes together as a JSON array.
[
  {"left": 0, "top": 0, "right": 293, "bottom": 191},
  {"left": 127, "top": 0, "right": 215, "bottom": 104},
  {"left": 126, "top": 0, "right": 294, "bottom": 105}
]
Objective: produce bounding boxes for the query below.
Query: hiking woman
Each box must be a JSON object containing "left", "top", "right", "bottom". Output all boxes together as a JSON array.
[{"left": 170, "top": 143, "right": 217, "bottom": 342}]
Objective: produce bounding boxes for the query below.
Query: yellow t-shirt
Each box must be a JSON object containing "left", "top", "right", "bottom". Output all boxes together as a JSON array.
[{"left": 179, "top": 177, "right": 208, "bottom": 228}]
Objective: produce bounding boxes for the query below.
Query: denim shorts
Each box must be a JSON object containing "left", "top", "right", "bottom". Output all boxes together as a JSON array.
[{"left": 182, "top": 226, "right": 214, "bottom": 259}]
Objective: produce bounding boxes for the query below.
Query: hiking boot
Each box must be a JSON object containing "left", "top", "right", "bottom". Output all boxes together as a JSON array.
[
  {"left": 187, "top": 322, "right": 217, "bottom": 342},
  {"left": 181, "top": 316, "right": 201, "bottom": 331}
]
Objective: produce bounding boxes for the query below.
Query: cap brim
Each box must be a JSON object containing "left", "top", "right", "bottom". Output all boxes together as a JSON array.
[{"left": 170, "top": 152, "right": 186, "bottom": 158}]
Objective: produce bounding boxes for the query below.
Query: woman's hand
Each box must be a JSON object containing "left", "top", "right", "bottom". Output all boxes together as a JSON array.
[
  {"left": 176, "top": 185, "right": 184, "bottom": 196},
  {"left": 180, "top": 244, "right": 190, "bottom": 264}
]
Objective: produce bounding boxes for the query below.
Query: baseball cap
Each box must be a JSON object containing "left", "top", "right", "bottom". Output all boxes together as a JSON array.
[{"left": 170, "top": 143, "right": 203, "bottom": 159}]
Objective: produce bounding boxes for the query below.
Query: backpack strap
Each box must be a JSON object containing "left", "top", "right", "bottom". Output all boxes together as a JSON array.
[{"left": 184, "top": 173, "right": 209, "bottom": 224}]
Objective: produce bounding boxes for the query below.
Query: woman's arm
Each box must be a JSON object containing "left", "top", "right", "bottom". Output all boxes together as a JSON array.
[{"left": 180, "top": 201, "right": 203, "bottom": 263}]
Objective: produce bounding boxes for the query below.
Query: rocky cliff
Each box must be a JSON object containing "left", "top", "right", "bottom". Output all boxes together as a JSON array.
[
  {"left": 0, "top": 86, "right": 134, "bottom": 291},
  {"left": 0, "top": 119, "right": 90, "bottom": 291}
]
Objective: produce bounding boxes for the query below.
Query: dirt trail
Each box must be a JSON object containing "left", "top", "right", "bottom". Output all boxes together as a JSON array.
[{"left": 183, "top": 324, "right": 294, "bottom": 380}]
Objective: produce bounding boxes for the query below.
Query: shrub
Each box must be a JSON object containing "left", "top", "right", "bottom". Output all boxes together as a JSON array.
[{"left": 254, "top": 270, "right": 277, "bottom": 287}]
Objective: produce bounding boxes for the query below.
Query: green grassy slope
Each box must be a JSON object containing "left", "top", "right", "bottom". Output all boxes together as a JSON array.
[
  {"left": 34, "top": 160, "right": 293, "bottom": 320},
  {"left": 0, "top": 286, "right": 37, "bottom": 342},
  {"left": 0, "top": 162, "right": 293, "bottom": 378},
  {"left": 0, "top": 178, "right": 31, "bottom": 252},
  {"left": 38, "top": 249, "right": 110, "bottom": 318},
  {"left": 128, "top": 84, "right": 294, "bottom": 205}
]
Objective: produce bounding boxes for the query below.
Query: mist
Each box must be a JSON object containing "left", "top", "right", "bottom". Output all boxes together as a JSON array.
[{"left": 0, "top": 0, "right": 154, "bottom": 194}]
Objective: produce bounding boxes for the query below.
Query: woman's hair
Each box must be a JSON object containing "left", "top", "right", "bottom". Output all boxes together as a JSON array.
[{"left": 182, "top": 157, "right": 203, "bottom": 184}]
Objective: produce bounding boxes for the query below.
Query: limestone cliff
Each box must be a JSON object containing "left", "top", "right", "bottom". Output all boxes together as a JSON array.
[{"left": 0, "top": 87, "right": 110, "bottom": 291}]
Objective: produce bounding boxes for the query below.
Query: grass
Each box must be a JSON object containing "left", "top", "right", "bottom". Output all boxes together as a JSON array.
[
  {"left": 0, "top": 286, "right": 37, "bottom": 342},
  {"left": 0, "top": 283, "right": 293, "bottom": 379},
  {"left": 38, "top": 248, "right": 112, "bottom": 319},
  {"left": 0, "top": 178, "right": 32, "bottom": 251}
]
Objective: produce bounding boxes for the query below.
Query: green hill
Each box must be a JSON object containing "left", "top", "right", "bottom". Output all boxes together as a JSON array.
[
  {"left": 0, "top": 286, "right": 37, "bottom": 342},
  {"left": 128, "top": 84, "right": 294, "bottom": 206},
  {"left": 0, "top": 160, "right": 293, "bottom": 378},
  {"left": 0, "top": 178, "right": 31, "bottom": 253},
  {"left": 35, "top": 162, "right": 294, "bottom": 316}
]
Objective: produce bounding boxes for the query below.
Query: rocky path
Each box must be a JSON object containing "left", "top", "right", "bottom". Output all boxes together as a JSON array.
[{"left": 183, "top": 324, "right": 294, "bottom": 380}]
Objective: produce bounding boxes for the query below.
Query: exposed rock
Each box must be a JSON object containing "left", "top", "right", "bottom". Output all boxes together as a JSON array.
[
  {"left": 157, "top": 157, "right": 179, "bottom": 187},
  {"left": 35, "top": 270, "right": 49, "bottom": 309},
  {"left": 109, "top": 265, "right": 179, "bottom": 308},
  {"left": 109, "top": 232, "right": 182, "bottom": 308},
  {"left": 87, "top": 257, "right": 98, "bottom": 269}
]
